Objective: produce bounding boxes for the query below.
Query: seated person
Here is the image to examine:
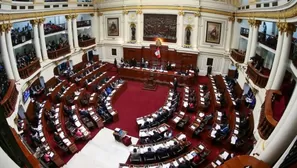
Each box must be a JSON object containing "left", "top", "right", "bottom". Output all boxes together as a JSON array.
[
  {"left": 219, "top": 124, "right": 230, "bottom": 135},
  {"left": 152, "top": 131, "right": 162, "bottom": 141},
  {"left": 130, "top": 148, "right": 141, "bottom": 161},
  {"left": 79, "top": 109, "right": 90, "bottom": 117},
  {"left": 144, "top": 147, "right": 155, "bottom": 159},
  {"left": 43, "top": 152, "right": 51, "bottom": 163}
]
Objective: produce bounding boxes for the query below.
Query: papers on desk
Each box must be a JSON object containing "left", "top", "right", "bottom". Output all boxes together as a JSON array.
[
  {"left": 90, "top": 111, "right": 95, "bottom": 115},
  {"left": 75, "top": 121, "right": 81, "bottom": 127},
  {"left": 180, "top": 111, "right": 185, "bottom": 116},
  {"left": 220, "top": 151, "right": 229, "bottom": 160},
  {"left": 234, "top": 129, "right": 239, "bottom": 135},
  {"left": 173, "top": 160, "right": 179, "bottom": 167},
  {"left": 231, "top": 135, "right": 238, "bottom": 144},
  {"left": 183, "top": 102, "right": 188, "bottom": 108},
  {"left": 190, "top": 125, "right": 196, "bottom": 130},
  {"left": 177, "top": 134, "right": 186, "bottom": 141},
  {"left": 236, "top": 117, "right": 240, "bottom": 123},
  {"left": 110, "top": 111, "right": 116, "bottom": 115},
  {"left": 54, "top": 119, "right": 59, "bottom": 125},
  {"left": 200, "top": 97, "right": 205, "bottom": 102},
  {"left": 73, "top": 115, "right": 78, "bottom": 121},
  {"left": 178, "top": 157, "right": 185, "bottom": 163},
  {"left": 38, "top": 113, "right": 42, "bottom": 119},
  {"left": 136, "top": 118, "right": 144, "bottom": 125},
  {"left": 173, "top": 116, "right": 181, "bottom": 123},
  {"left": 107, "top": 97, "right": 111, "bottom": 101},
  {"left": 49, "top": 152, "right": 54, "bottom": 158},
  {"left": 57, "top": 128, "right": 62, "bottom": 132},
  {"left": 215, "top": 124, "right": 221, "bottom": 130},
  {"left": 39, "top": 132, "right": 44, "bottom": 137},
  {"left": 71, "top": 105, "right": 75, "bottom": 110},
  {"left": 41, "top": 137, "right": 46, "bottom": 142},
  {"left": 54, "top": 113, "right": 59, "bottom": 119},
  {"left": 218, "top": 111, "right": 223, "bottom": 117},
  {"left": 199, "top": 112, "right": 205, "bottom": 118},
  {"left": 216, "top": 160, "right": 222, "bottom": 165},
  {"left": 159, "top": 126, "right": 167, "bottom": 132},
  {"left": 152, "top": 113, "right": 158, "bottom": 118},
  {"left": 200, "top": 93, "right": 204, "bottom": 97},
  {"left": 198, "top": 144, "right": 205, "bottom": 151},
  {"left": 90, "top": 97, "right": 94, "bottom": 101},
  {"left": 63, "top": 139, "right": 71, "bottom": 146},
  {"left": 59, "top": 132, "right": 65, "bottom": 139},
  {"left": 153, "top": 144, "right": 163, "bottom": 151},
  {"left": 211, "top": 129, "right": 217, "bottom": 138}
]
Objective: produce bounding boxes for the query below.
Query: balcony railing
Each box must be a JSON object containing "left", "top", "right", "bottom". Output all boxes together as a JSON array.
[
  {"left": 0, "top": 80, "right": 18, "bottom": 117},
  {"left": 78, "top": 38, "right": 95, "bottom": 48},
  {"left": 247, "top": 62, "right": 269, "bottom": 88},
  {"left": 47, "top": 45, "right": 70, "bottom": 59},
  {"left": 231, "top": 49, "right": 245, "bottom": 63},
  {"left": 258, "top": 90, "right": 280, "bottom": 140},
  {"left": 258, "top": 32, "right": 277, "bottom": 50},
  {"left": 77, "top": 20, "right": 91, "bottom": 28},
  {"left": 240, "top": 27, "right": 249, "bottom": 38},
  {"left": 18, "top": 59, "right": 41, "bottom": 79}
]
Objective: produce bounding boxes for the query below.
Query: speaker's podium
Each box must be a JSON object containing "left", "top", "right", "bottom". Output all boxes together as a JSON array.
[
  {"left": 113, "top": 128, "right": 131, "bottom": 146},
  {"left": 143, "top": 73, "right": 157, "bottom": 91}
]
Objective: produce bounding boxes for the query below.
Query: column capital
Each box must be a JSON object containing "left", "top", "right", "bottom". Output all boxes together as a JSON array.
[
  {"left": 65, "top": 15, "right": 72, "bottom": 20},
  {"left": 0, "top": 24, "right": 6, "bottom": 32},
  {"left": 228, "top": 16, "right": 235, "bottom": 22},
  {"left": 4, "top": 23, "right": 12, "bottom": 32},
  {"left": 90, "top": 13, "right": 94, "bottom": 17},
  {"left": 38, "top": 18, "right": 45, "bottom": 25},
  {"left": 71, "top": 14, "right": 78, "bottom": 19},
  {"left": 278, "top": 22, "right": 296, "bottom": 36},
  {"left": 194, "top": 12, "right": 201, "bottom": 17},
  {"left": 237, "top": 18, "right": 242, "bottom": 23},
  {"left": 178, "top": 10, "right": 185, "bottom": 16},
  {"left": 136, "top": 9, "right": 142, "bottom": 15},
  {"left": 248, "top": 19, "right": 261, "bottom": 28},
  {"left": 123, "top": 10, "right": 129, "bottom": 15},
  {"left": 30, "top": 19, "right": 39, "bottom": 26},
  {"left": 98, "top": 12, "right": 103, "bottom": 16}
]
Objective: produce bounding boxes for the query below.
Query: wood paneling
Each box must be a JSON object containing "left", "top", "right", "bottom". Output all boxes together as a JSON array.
[{"left": 123, "top": 45, "right": 198, "bottom": 71}]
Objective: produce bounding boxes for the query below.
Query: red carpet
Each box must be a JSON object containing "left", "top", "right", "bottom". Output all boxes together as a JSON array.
[{"left": 106, "top": 81, "right": 170, "bottom": 137}]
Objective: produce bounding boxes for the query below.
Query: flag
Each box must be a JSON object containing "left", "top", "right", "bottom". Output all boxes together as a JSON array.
[{"left": 155, "top": 47, "right": 161, "bottom": 59}]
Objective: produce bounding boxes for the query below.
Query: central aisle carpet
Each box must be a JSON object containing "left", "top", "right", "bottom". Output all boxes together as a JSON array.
[
  {"left": 106, "top": 81, "right": 170, "bottom": 137},
  {"left": 63, "top": 127, "right": 138, "bottom": 168}
]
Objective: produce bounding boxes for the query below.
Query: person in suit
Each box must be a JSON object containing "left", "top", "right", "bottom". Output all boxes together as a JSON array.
[
  {"left": 173, "top": 78, "right": 178, "bottom": 92},
  {"left": 130, "top": 148, "right": 141, "bottom": 161},
  {"left": 167, "top": 61, "right": 172, "bottom": 71},
  {"left": 152, "top": 131, "right": 161, "bottom": 141},
  {"left": 144, "top": 148, "right": 155, "bottom": 159}
]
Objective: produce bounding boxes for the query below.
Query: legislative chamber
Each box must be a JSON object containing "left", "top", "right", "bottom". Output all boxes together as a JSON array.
[{"left": 1, "top": 0, "right": 297, "bottom": 168}]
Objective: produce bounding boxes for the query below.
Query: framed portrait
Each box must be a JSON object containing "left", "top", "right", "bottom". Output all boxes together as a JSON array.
[
  {"left": 107, "top": 18, "right": 119, "bottom": 36},
  {"left": 205, "top": 21, "right": 221, "bottom": 44}
]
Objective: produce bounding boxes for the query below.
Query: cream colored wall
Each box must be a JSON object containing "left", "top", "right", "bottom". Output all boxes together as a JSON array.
[{"left": 0, "top": 147, "right": 19, "bottom": 168}]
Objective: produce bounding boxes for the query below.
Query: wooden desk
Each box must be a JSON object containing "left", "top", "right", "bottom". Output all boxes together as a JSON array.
[
  {"left": 118, "top": 67, "right": 195, "bottom": 86},
  {"left": 78, "top": 38, "right": 96, "bottom": 48},
  {"left": 86, "top": 106, "right": 104, "bottom": 129},
  {"left": 86, "top": 72, "right": 107, "bottom": 92},
  {"left": 18, "top": 59, "right": 41, "bottom": 79},
  {"left": 47, "top": 46, "right": 70, "bottom": 60},
  {"left": 48, "top": 80, "right": 67, "bottom": 101},
  {"left": 231, "top": 49, "right": 245, "bottom": 64},
  {"left": 218, "top": 155, "right": 270, "bottom": 168}
]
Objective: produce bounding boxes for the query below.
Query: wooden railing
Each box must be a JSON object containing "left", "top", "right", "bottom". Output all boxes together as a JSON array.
[
  {"left": 258, "top": 32, "right": 277, "bottom": 50},
  {"left": 246, "top": 62, "right": 269, "bottom": 88},
  {"left": 47, "top": 46, "right": 70, "bottom": 59},
  {"left": 258, "top": 90, "right": 280, "bottom": 140},
  {"left": 0, "top": 80, "right": 18, "bottom": 117},
  {"left": 18, "top": 59, "right": 41, "bottom": 79},
  {"left": 78, "top": 38, "right": 96, "bottom": 48},
  {"left": 231, "top": 49, "right": 245, "bottom": 63}
]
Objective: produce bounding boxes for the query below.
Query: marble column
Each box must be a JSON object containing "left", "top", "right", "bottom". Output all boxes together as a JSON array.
[
  {"left": 271, "top": 23, "right": 295, "bottom": 90},
  {"left": 38, "top": 18, "right": 48, "bottom": 60},
  {"left": 177, "top": 11, "right": 184, "bottom": 47},
  {"left": 72, "top": 14, "right": 79, "bottom": 49},
  {"left": 30, "top": 19, "right": 43, "bottom": 62},
  {"left": 225, "top": 17, "right": 234, "bottom": 52},
  {"left": 5, "top": 24, "right": 20, "bottom": 80},
  {"left": 65, "top": 15, "right": 74, "bottom": 50},
  {"left": 98, "top": 13, "right": 104, "bottom": 43},
  {"left": 123, "top": 10, "right": 128, "bottom": 43},
  {"left": 90, "top": 13, "right": 99, "bottom": 42},
  {"left": 265, "top": 22, "right": 284, "bottom": 89},
  {"left": 0, "top": 24, "right": 14, "bottom": 79},
  {"left": 136, "top": 9, "right": 142, "bottom": 43},
  {"left": 249, "top": 20, "right": 261, "bottom": 59},
  {"left": 192, "top": 12, "right": 199, "bottom": 49},
  {"left": 259, "top": 84, "right": 297, "bottom": 165},
  {"left": 231, "top": 18, "right": 242, "bottom": 49},
  {"left": 244, "top": 20, "right": 254, "bottom": 64}
]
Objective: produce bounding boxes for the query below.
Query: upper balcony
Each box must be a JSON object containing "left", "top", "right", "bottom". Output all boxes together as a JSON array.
[
  {"left": 246, "top": 61, "right": 269, "bottom": 88},
  {"left": 290, "top": 40, "right": 297, "bottom": 69},
  {"left": 78, "top": 35, "right": 95, "bottom": 48},
  {"left": 231, "top": 49, "right": 245, "bottom": 64},
  {"left": 0, "top": 0, "right": 93, "bottom": 11},
  {"left": 258, "top": 90, "right": 281, "bottom": 140},
  {"left": 77, "top": 20, "right": 91, "bottom": 28},
  {"left": 237, "top": 0, "right": 294, "bottom": 11},
  {"left": 258, "top": 32, "right": 277, "bottom": 50}
]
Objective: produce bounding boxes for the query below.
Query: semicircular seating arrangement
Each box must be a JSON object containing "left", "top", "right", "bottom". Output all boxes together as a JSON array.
[{"left": 20, "top": 59, "right": 255, "bottom": 168}]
